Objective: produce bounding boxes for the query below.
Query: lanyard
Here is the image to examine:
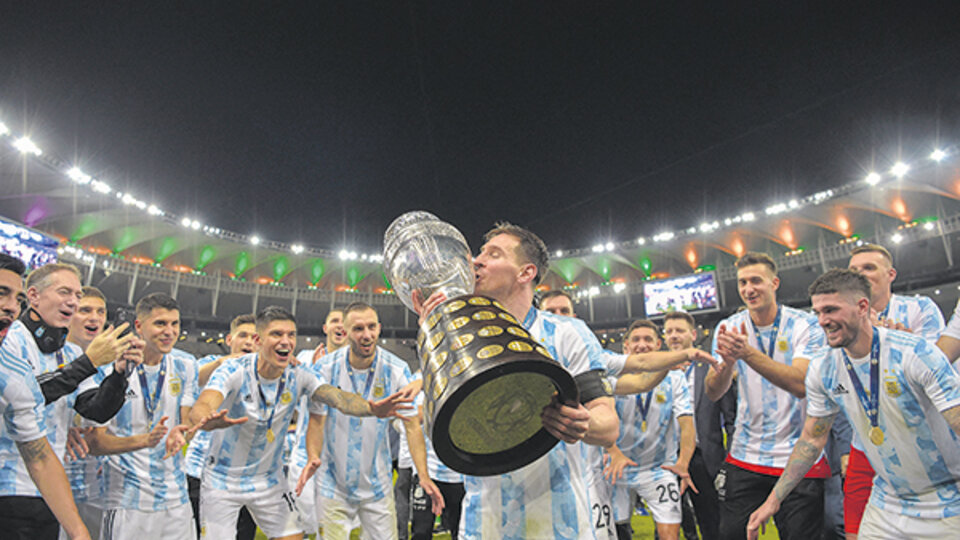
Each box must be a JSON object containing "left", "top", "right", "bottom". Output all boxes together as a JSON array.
[
  {"left": 254, "top": 356, "right": 286, "bottom": 431},
  {"left": 878, "top": 301, "right": 891, "bottom": 322},
  {"left": 136, "top": 357, "right": 166, "bottom": 419},
  {"left": 636, "top": 391, "right": 654, "bottom": 428},
  {"left": 841, "top": 328, "right": 881, "bottom": 431},
  {"left": 346, "top": 351, "right": 378, "bottom": 399},
  {"left": 750, "top": 305, "right": 782, "bottom": 358}
]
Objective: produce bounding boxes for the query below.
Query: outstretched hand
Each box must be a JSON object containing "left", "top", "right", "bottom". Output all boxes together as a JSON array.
[
  {"left": 369, "top": 391, "right": 416, "bottom": 418},
  {"left": 192, "top": 409, "right": 249, "bottom": 432},
  {"left": 662, "top": 462, "right": 698, "bottom": 495},
  {"left": 296, "top": 457, "right": 322, "bottom": 496}
]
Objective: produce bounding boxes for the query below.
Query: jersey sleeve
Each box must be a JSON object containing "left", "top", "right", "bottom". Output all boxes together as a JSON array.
[
  {"left": 805, "top": 353, "right": 840, "bottom": 418},
  {"left": 794, "top": 314, "right": 826, "bottom": 361},
  {"left": 0, "top": 347, "right": 47, "bottom": 442},
  {"left": 205, "top": 359, "right": 243, "bottom": 400},
  {"left": 181, "top": 355, "right": 199, "bottom": 408},
  {"left": 915, "top": 296, "right": 947, "bottom": 343},
  {"left": 307, "top": 360, "right": 332, "bottom": 417},
  {"left": 600, "top": 350, "right": 627, "bottom": 378},
  {"left": 558, "top": 318, "right": 607, "bottom": 376},
  {"left": 942, "top": 299, "right": 960, "bottom": 341},
  {"left": 672, "top": 373, "right": 693, "bottom": 418},
  {"left": 300, "top": 367, "right": 327, "bottom": 416},
  {"left": 906, "top": 341, "right": 960, "bottom": 413}
]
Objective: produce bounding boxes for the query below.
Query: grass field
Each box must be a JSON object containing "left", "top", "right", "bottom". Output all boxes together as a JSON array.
[{"left": 254, "top": 513, "right": 782, "bottom": 539}]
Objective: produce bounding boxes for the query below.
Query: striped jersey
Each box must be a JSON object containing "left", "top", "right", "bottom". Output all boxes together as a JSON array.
[
  {"left": 0, "top": 329, "right": 48, "bottom": 446},
  {"left": 99, "top": 349, "right": 198, "bottom": 511},
  {"left": 614, "top": 371, "right": 692, "bottom": 483},
  {"left": 183, "top": 353, "right": 221, "bottom": 479},
  {"left": 944, "top": 299, "right": 960, "bottom": 343},
  {"left": 313, "top": 346, "right": 416, "bottom": 503},
  {"left": 203, "top": 353, "right": 324, "bottom": 493},
  {"left": 880, "top": 293, "right": 945, "bottom": 344},
  {"left": 711, "top": 305, "right": 825, "bottom": 469},
  {"left": 806, "top": 327, "right": 960, "bottom": 518},
  {"left": 460, "top": 307, "right": 606, "bottom": 540},
  {"left": 287, "top": 348, "right": 330, "bottom": 472},
  {"left": 0, "top": 321, "right": 81, "bottom": 496},
  {"left": 66, "top": 364, "right": 113, "bottom": 506}
]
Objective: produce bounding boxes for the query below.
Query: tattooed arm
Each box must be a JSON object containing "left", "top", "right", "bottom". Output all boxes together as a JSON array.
[
  {"left": 745, "top": 413, "right": 835, "bottom": 539},
  {"left": 311, "top": 384, "right": 415, "bottom": 418},
  {"left": 17, "top": 437, "right": 90, "bottom": 540}
]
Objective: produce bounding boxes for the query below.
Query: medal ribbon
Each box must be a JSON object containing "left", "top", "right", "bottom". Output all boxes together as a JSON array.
[
  {"left": 636, "top": 391, "right": 654, "bottom": 426},
  {"left": 841, "top": 328, "right": 881, "bottom": 432},
  {"left": 750, "top": 305, "right": 782, "bottom": 357},
  {"left": 136, "top": 357, "right": 167, "bottom": 420},
  {"left": 255, "top": 356, "right": 286, "bottom": 432},
  {"left": 346, "top": 350, "right": 378, "bottom": 399}
]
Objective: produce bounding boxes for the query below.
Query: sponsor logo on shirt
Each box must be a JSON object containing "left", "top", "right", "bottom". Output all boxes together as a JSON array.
[
  {"left": 125, "top": 389, "right": 137, "bottom": 399},
  {"left": 832, "top": 383, "right": 849, "bottom": 395}
]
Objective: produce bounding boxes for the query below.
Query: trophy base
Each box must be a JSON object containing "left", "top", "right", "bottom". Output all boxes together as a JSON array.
[{"left": 430, "top": 357, "right": 577, "bottom": 477}]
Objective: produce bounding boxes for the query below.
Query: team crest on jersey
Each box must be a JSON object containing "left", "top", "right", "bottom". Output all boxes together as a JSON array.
[
  {"left": 373, "top": 382, "right": 385, "bottom": 399},
  {"left": 280, "top": 390, "right": 293, "bottom": 404},
  {"left": 777, "top": 339, "right": 789, "bottom": 352},
  {"left": 602, "top": 379, "right": 613, "bottom": 395},
  {"left": 655, "top": 391, "right": 667, "bottom": 403},
  {"left": 169, "top": 375, "right": 182, "bottom": 396},
  {"left": 884, "top": 377, "right": 901, "bottom": 397}
]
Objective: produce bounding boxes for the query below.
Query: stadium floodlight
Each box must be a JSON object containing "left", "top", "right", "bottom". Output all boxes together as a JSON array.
[
  {"left": 592, "top": 244, "right": 603, "bottom": 253},
  {"left": 0, "top": 122, "right": 8, "bottom": 136},
  {"left": 890, "top": 232, "right": 903, "bottom": 244},
  {"left": 339, "top": 249, "right": 350, "bottom": 260},
  {"left": 653, "top": 231, "right": 675, "bottom": 243},
  {"left": 291, "top": 244, "right": 304, "bottom": 255},
  {"left": 788, "top": 199, "right": 799, "bottom": 209},
  {"left": 864, "top": 172, "right": 882, "bottom": 186},
  {"left": 890, "top": 162, "right": 909, "bottom": 178},
  {"left": 555, "top": 250, "right": 563, "bottom": 257},
  {"left": 90, "top": 180, "right": 111, "bottom": 194},
  {"left": 250, "top": 235, "right": 261, "bottom": 246},
  {"left": 180, "top": 217, "right": 192, "bottom": 228},
  {"left": 923, "top": 222, "right": 935, "bottom": 231},
  {"left": 67, "top": 167, "right": 92, "bottom": 185},
  {"left": 636, "top": 237, "right": 646, "bottom": 245},
  {"left": 191, "top": 220, "right": 201, "bottom": 230},
  {"left": 741, "top": 212, "right": 756, "bottom": 222},
  {"left": 605, "top": 242, "right": 614, "bottom": 252},
  {"left": 931, "top": 149, "right": 947, "bottom": 162},
  {"left": 13, "top": 137, "right": 42, "bottom": 156}
]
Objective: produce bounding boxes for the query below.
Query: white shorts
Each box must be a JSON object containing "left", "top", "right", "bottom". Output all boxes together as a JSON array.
[
  {"left": 287, "top": 462, "right": 318, "bottom": 534},
  {"left": 612, "top": 469, "right": 682, "bottom": 525},
  {"left": 858, "top": 503, "right": 960, "bottom": 540},
  {"left": 59, "top": 502, "right": 103, "bottom": 540},
  {"left": 587, "top": 471, "right": 616, "bottom": 540},
  {"left": 99, "top": 502, "right": 196, "bottom": 540},
  {"left": 317, "top": 493, "right": 397, "bottom": 540},
  {"left": 200, "top": 482, "right": 300, "bottom": 539}
]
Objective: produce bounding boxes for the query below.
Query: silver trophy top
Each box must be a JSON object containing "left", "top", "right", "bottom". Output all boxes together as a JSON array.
[{"left": 382, "top": 211, "right": 475, "bottom": 313}]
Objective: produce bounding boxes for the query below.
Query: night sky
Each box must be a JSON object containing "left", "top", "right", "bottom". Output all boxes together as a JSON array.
[{"left": 3, "top": 2, "right": 960, "bottom": 254}]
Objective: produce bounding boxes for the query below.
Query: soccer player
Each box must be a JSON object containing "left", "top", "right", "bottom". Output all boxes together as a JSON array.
[
  {"left": 188, "top": 306, "right": 412, "bottom": 540},
  {"left": 606, "top": 319, "right": 695, "bottom": 540},
  {"left": 747, "top": 268, "right": 960, "bottom": 539},
  {"left": 306, "top": 308, "right": 347, "bottom": 362},
  {"left": 0, "top": 254, "right": 90, "bottom": 540},
  {"left": 414, "top": 222, "right": 621, "bottom": 540},
  {"left": 937, "top": 299, "right": 960, "bottom": 363},
  {"left": 83, "top": 293, "right": 198, "bottom": 539},
  {"left": 704, "top": 252, "right": 828, "bottom": 539},
  {"left": 0, "top": 262, "right": 139, "bottom": 539},
  {"left": 845, "top": 243, "right": 946, "bottom": 539},
  {"left": 185, "top": 313, "right": 258, "bottom": 540},
  {"left": 662, "top": 310, "right": 736, "bottom": 540},
  {"left": 298, "top": 302, "right": 442, "bottom": 540},
  {"left": 540, "top": 289, "right": 576, "bottom": 317}
]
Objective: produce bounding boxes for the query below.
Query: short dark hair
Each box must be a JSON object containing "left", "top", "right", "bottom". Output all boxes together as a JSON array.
[
  {"left": 850, "top": 243, "right": 893, "bottom": 266},
  {"left": 325, "top": 309, "right": 344, "bottom": 323},
  {"left": 80, "top": 286, "right": 106, "bottom": 303},
  {"left": 663, "top": 310, "right": 695, "bottom": 329},
  {"left": 626, "top": 319, "right": 660, "bottom": 340},
  {"left": 808, "top": 268, "right": 871, "bottom": 299},
  {"left": 135, "top": 293, "right": 180, "bottom": 319},
  {"left": 343, "top": 302, "right": 376, "bottom": 321},
  {"left": 230, "top": 313, "right": 256, "bottom": 333},
  {"left": 0, "top": 253, "right": 26, "bottom": 276},
  {"left": 540, "top": 289, "right": 573, "bottom": 304},
  {"left": 483, "top": 222, "right": 549, "bottom": 285},
  {"left": 735, "top": 252, "right": 777, "bottom": 275},
  {"left": 255, "top": 306, "right": 296, "bottom": 332}
]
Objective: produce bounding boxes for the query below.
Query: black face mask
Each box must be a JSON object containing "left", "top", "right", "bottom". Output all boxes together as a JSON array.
[{"left": 20, "top": 307, "right": 68, "bottom": 354}]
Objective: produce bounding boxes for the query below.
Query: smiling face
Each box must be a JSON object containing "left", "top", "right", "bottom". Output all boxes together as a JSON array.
[
  {"left": 0, "top": 268, "right": 24, "bottom": 344},
  {"left": 136, "top": 307, "right": 181, "bottom": 359},
  {"left": 323, "top": 310, "right": 346, "bottom": 350},
  {"left": 625, "top": 326, "right": 661, "bottom": 354},
  {"left": 737, "top": 263, "right": 779, "bottom": 313},
  {"left": 28, "top": 269, "right": 82, "bottom": 328},
  {"left": 257, "top": 319, "right": 297, "bottom": 372},
  {"left": 663, "top": 318, "right": 696, "bottom": 351},
  {"left": 346, "top": 307, "right": 381, "bottom": 364},
  {"left": 812, "top": 291, "right": 869, "bottom": 350},
  {"left": 68, "top": 295, "right": 106, "bottom": 349},
  {"left": 226, "top": 323, "right": 257, "bottom": 355}
]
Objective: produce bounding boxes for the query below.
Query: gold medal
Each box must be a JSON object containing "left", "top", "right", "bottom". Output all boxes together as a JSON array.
[
  {"left": 266, "top": 428, "right": 275, "bottom": 443},
  {"left": 641, "top": 420, "right": 647, "bottom": 432},
  {"left": 869, "top": 426, "right": 884, "bottom": 446}
]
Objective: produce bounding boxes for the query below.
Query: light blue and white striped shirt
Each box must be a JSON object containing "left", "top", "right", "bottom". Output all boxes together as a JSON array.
[
  {"left": 711, "top": 305, "right": 825, "bottom": 469},
  {"left": 0, "top": 329, "right": 48, "bottom": 445},
  {"left": 183, "top": 353, "right": 221, "bottom": 479},
  {"left": 460, "top": 308, "right": 606, "bottom": 540},
  {"left": 313, "top": 346, "right": 416, "bottom": 503},
  {"left": 807, "top": 327, "right": 960, "bottom": 518},
  {"left": 99, "top": 349, "right": 198, "bottom": 511},
  {"left": 203, "top": 354, "right": 324, "bottom": 493},
  {"left": 0, "top": 321, "right": 81, "bottom": 496},
  {"left": 66, "top": 364, "right": 113, "bottom": 506},
  {"left": 881, "top": 293, "right": 945, "bottom": 344}
]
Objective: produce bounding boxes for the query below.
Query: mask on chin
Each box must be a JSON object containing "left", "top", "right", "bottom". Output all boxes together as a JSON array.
[{"left": 20, "top": 308, "right": 68, "bottom": 354}]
